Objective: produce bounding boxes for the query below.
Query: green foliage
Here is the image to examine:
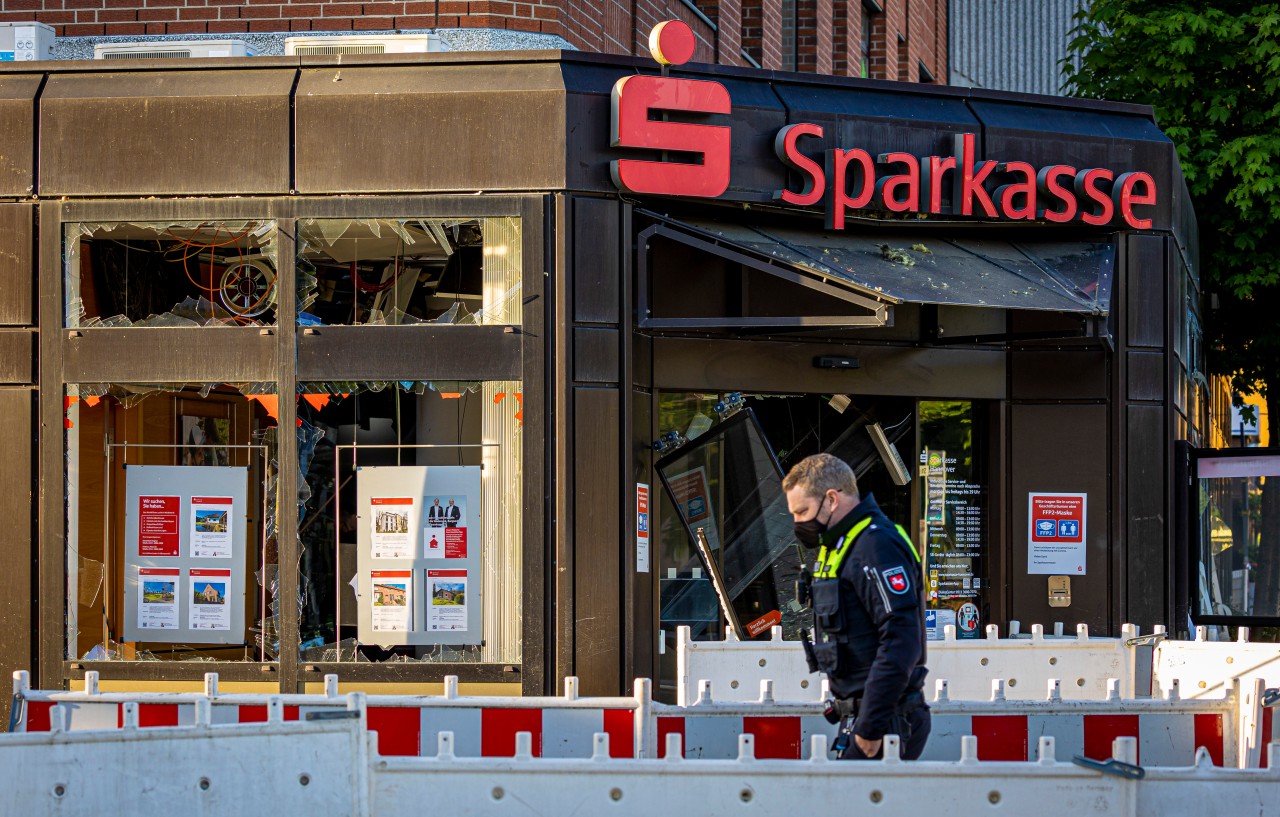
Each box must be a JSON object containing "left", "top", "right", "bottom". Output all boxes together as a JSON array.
[{"left": 1064, "top": 2, "right": 1280, "bottom": 401}]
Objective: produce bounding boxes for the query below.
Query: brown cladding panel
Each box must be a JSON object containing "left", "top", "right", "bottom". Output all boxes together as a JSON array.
[
  {"left": 0, "top": 76, "right": 39, "bottom": 197},
  {"left": 295, "top": 64, "right": 565, "bottom": 194},
  {"left": 0, "top": 388, "right": 32, "bottom": 721},
  {"left": 63, "top": 328, "right": 278, "bottom": 383},
  {"left": 297, "top": 325, "right": 522, "bottom": 382},
  {"left": 573, "top": 327, "right": 619, "bottom": 384},
  {"left": 573, "top": 386, "right": 621, "bottom": 696},
  {"left": 1126, "top": 235, "right": 1166, "bottom": 348},
  {"left": 573, "top": 197, "right": 620, "bottom": 324},
  {"left": 40, "top": 70, "right": 293, "bottom": 196},
  {"left": 654, "top": 337, "right": 1006, "bottom": 399},
  {"left": 0, "top": 204, "right": 34, "bottom": 325},
  {"left": 0, "top": 330, "right": 34, "bottom": 383},
  {"left": 1011, "top": 351, "right": 1107, "bottom": 401},
  {"left": 1126, "top": 404, "right": 1166, "bottom": 627},
  {"left": 1127, "top": 351, "right": 1165, "bottom": 403},
  {"left": 1009, "top": 404, "right": 1110, "bottom": 633}
]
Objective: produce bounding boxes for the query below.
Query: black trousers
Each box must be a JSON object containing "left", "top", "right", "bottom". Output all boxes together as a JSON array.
[{"left": 837, "top": 706, "right": 931, "bottom": 761}]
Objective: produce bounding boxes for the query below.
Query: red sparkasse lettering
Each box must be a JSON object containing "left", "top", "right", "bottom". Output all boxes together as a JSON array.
[
  {"left": 952, "top": 133, "right": 998, "bottom": 217},
  {"left": 1036, "top": 165, "right": 1078, "bottom": 222},
  {"left": 1075, "top": 168, "right": 1115, "bottom": 226},
  {"left": 609, "top": 74, "right": 732, "bottom": 198},
  {"left": 825, "top": 148, "right": 876, "bottom": 230},
  {"left": 875, "top": 152, "right": 921, "bottom": 212},
  {"left": 994, "top": 161, "right": 1037, "bottom": 220},
  {"left": 923, "top": 154, "right": 957, "bottom": 213},
  {"left": 773, "top": 123, "right": 826, "bottom": 206},
  {"left": 1114, "top": 171, "right": 1157, "bottom": 229}
]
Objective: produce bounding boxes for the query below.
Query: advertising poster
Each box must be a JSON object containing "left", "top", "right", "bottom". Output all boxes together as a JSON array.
[
  {"left": 636, "top": 483, "right": 650, "bottom": 574},
  {"left": 355, "top": 465, "right": 482, "bottom": 646},
  {"left": 188, "top": 568, "right": 232, "bottom": 631},
  {"left": 370, "top": 497, "right": 415, "bottom": 559},
  {"left": 137, "top": 567, "right": 180, "bottom": 630},
  {"left": 1027, "top": 492, "right": 1087, "bottom": 574},
  {"left": 372, "top": 569, "right": 413, "bottom": 632},
  {"left": 667, "top": 466, "right": 720, "bottom": 550},
  {"left": 124, "top": 465, "right": 250, "bottom": 644},
  {"left": 427, "top": 569, "right": 468, "bottom": 632},
  {"left": 189, "top": 495, "right": 234, "bottom": 558},
  {"left": 424, "top": 495, "right": 467, "bottom": 559},
  {"left": 138, "top": 495, "right": 181, "bottom": 557}
]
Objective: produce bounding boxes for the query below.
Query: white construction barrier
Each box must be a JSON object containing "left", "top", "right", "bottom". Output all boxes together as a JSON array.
[
  {"left": 1154, "top": 626, "right": 1280, "bottom": 698},
  {"left": 2, "top": 697, "right": 1278, "bottom": 817},
  {"left": 0, "top": 694, "right": 366, "bottom": 817},
  {"left": 678, "top": 622, "right": 1144, "bottom": 704}
]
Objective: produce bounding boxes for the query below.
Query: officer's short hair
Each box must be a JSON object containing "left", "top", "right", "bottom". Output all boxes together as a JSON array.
[{"left": 782, "top": 453, "right": 857, "bottom": 499}]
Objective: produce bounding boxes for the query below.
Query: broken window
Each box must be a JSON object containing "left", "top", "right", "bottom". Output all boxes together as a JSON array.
[
  {"left": 296, "top": 218, "right": 522, "bottom": 327},
  {"left": 65, "top": 221, "right": 280, "bottom": 327},
  {"left": 65, "top": 383, "right": 280, "bottom": 663},
  {"left": 295, "top": 380, "right": 524, "bottom": 665}
]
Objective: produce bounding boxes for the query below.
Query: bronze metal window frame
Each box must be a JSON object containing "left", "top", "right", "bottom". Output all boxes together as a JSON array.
[{"left": 39, "top": 194, "right": 546, "bottom": 694}]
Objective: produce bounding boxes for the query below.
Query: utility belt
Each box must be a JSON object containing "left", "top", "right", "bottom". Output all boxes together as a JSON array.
[{"left": 822, "top": 687, "right": 928, "bottom": 726}]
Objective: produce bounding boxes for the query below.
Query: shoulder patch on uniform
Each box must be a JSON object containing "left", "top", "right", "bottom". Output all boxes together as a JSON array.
[{"left": 882, "top": 566, "right": 910, "bottom": 595}]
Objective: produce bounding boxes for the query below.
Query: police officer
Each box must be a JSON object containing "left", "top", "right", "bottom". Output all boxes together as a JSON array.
[{"left": 783, "top": 453, "right": 930, "bottom": 760}]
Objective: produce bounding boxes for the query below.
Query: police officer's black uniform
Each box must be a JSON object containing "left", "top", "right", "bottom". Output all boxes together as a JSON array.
[{"left": 803, "top": 494, "right": 930, "bottom": 759}]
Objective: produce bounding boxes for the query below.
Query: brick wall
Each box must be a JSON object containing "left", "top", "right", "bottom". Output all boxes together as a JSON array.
[
  {"left": 741, "top": 0, "right": 783, "bottom": 69},
  {"left": 0, "top": 0, "right": 945, "bottom": 81},
  {"left": 859, "top": 0, "right": 946, "bottom": 82}
]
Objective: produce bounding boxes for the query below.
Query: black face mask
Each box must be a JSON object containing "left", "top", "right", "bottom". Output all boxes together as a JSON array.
[{"left": 794, "top": 497, "right": 834, "bottom": 549}]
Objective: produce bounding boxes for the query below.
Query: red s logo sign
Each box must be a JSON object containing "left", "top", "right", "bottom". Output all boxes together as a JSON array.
[{"left": 609, "top": 21, "right": 732, "bottom": 198}]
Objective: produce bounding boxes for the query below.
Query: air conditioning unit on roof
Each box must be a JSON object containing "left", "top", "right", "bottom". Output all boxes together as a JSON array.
[
  {"left": 284, "top": 33, "right": 448, "bottom": 56},
  {"left": 0, "top": 22, "right": 55, "bottom": 62},
  {"left": 93, "top": 40, "right": 255, "bottom": 60}
]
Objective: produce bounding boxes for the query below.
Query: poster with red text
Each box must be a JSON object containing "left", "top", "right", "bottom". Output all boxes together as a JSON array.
[
  {"left": 423, "top": 495, "right": 467, "bottom": 559},
  {"left": 1027, "top": 492, "right": 1087, "bottom": 574},
  {"left": 138, "top": 495, "right": 181, "bottom": 557}
]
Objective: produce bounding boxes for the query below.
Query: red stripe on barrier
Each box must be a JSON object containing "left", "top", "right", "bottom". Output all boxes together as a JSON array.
[
  {"left": 1262, "top": 707, "right": 1273, "bottom": 769},
  {"left": 1194, "top": 713, "right": 1224, "bottom": 767},
  {"left": 1082, "top": 715, "right": 1140, "bottom": 763},
  {"left": 24, "top": 701, "right": 53, "bottom": 732},
  {"left": 122, "top": 704, "right": 179, "bottom": 728},
  {"left": 366, "top": 706, "right": 422, "bottom": 756},
  {"left": 656, "top": 716, "right": 685, "bottom": 758},
  {"left": 238, "top": 706, "right": 300, "bottom": 723},
  {"left": 971, "top": 715, "right": 1028, "bottom": 761},
  {"left": 481, "top": 708, "right": 542, "bottom": 758},
  {"left": 602, "top": 709, "right": 634, "bottom": 758},
  {"left": 744, "top": 716, "right": 802, "bottom": 759}
]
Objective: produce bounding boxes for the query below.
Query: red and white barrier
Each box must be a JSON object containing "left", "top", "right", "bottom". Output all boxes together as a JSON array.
[
  {"left": 1152, "top": 627, "right": 1279, "bottom": 768},
  {"left": 12, "top": 673, "right": 644, "bottom": 759},
  {"left": 677, "top": 622, "right": 1145, "bottom": 705},
  {"left": 12, "top": 665, "right": 1267, "bottom": 768}
]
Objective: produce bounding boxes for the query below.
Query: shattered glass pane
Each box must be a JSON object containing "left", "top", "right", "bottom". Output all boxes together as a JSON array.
[
  {"left": 679, "top": 220, "right": 1115, "bottom": 314},
  {"left": 65, "top": 220, "right": 279, "bottom": 327},
  {"left": 295, "top": 218, "right": 521, "bottom": 327}
]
